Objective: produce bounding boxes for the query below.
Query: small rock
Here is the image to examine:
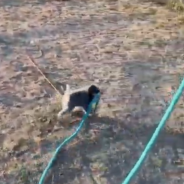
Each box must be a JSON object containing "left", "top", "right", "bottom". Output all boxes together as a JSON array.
[
  {"left": 39, "top": 117, "right": 47, "bottom": 123},
  {"left": 30, "top": 40, "right": 35, "bottom": 44},
  {"left": 94, "top": 79, "right": 100, "bottom": 83}
]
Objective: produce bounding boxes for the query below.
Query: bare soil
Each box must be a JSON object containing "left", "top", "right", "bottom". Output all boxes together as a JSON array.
[{"left": 0, "top": 0, "right": 184, "bottom": 184}]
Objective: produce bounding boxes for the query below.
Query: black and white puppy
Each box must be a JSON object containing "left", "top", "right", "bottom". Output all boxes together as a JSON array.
[{"left": 57, "top": 84, "right": 100, "bottom": 119}]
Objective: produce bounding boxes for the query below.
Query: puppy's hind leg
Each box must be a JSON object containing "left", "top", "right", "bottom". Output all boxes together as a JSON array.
[{"left": 57, "top": 107, "right": 69, "bottom": 119}]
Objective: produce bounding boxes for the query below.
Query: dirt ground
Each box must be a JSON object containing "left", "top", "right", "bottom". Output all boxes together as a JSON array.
[{"left": 0, "top": 0, "right": 184, "bottom": 184}]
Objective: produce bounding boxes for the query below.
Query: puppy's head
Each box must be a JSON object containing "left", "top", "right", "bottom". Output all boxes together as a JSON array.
[{"left": 88, "top": 85, "right": 100, "bottom": 97}]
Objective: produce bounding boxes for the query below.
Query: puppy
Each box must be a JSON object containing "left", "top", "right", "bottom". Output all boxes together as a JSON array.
[{"left": 57, "top": 84, "right": 100, "bottom": 119}]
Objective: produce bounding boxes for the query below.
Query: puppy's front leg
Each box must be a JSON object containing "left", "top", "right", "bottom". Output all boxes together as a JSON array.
[
  {"left": 93, "top": 101, "right": 99, "bottom": 114},
  {"left": 72, "top": 106, "right": 87, "bottom": 116},
  {"left": 72, "top": 106, "right": 94, "bottom": 117}
]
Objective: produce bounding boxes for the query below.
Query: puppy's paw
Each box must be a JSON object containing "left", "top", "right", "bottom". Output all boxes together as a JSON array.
[
  {"left": 53, "top": 124, "right": 64, "bottom": 132},
  {"left": 57, "top": 112, "right": 63, "bottom": 120}
]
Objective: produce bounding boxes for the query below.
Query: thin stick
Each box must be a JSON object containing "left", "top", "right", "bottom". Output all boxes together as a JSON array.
[{"left": 26, "top": 53, "right": 62, "bottom": 98}]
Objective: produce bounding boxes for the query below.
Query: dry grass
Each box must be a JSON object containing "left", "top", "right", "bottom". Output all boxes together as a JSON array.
[
  {"left": 0, "top": 96, "right": 72, "bottom": 183},
  {"left": 0, "top": 0, "right": 184, "bottom": 184},
  {"left": 143, "top": 0, "right": 184, "bottom": 11},
  {"left": 167, "top": 0, "right": 184, "bottom": 11}
]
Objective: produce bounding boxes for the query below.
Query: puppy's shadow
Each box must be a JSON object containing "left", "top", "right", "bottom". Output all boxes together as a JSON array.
[
  {"left": 41, "top": 113, "right": 184, "bottom": 184},
  {"left": 56, "top": 111, "right": 86, "bottom": 129}
]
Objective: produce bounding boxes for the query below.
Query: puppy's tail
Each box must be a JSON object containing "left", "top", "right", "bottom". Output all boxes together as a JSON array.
[
  {"left": 65, "top": 84, "right": 70, "bottom": 94},
  {"left": 60, "top": 84, "right": 70, "bottom": 94}
]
